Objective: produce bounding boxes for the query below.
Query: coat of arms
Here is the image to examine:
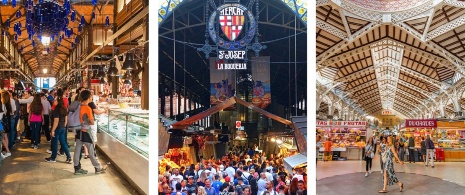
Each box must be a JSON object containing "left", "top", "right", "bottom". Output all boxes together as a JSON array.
[{"left": 218, "top": 6, "right": 245, "bottom": 41}]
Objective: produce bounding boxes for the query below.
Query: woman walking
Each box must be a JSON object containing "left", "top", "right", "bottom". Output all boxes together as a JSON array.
[
  {"left": 365, "top": 137, "right": 375, "bottom": 177},
  {"left": 29, "top": 94, "right": 44, "bottom": 149},
  {"left": 45, "top": 98, "right": 72, "bottom": 163},
  {"left": 398, "top": 138, "right": 405, "bottom": 162},
  {"left": 379, "top": 136, "right": 404, "bottom": 193}
]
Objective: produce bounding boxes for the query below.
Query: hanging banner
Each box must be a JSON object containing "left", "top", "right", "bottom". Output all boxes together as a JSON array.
[
  {"left": 210, "top": 57, "right": 236, "bottom": 105},
  {"left": 404, "top": 119, "right": 437, "bottom": 128},
  {"left": 251, "top": 56, "right": 271, "bottom": 108}
]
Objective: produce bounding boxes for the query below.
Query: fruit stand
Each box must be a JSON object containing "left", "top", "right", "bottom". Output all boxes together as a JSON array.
[{"left": 317, "top": 120, "right": 367, "bottom": 160}]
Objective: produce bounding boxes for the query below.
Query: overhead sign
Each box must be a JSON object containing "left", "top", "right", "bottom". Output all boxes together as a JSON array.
[
  {"left": 316, "top": 120, "right": 367, "bottom": 127},
  {"left": 381, "top": 110, "right": 394, "bottom": 115},
  {"left": 404, "top": 119, "right": 437, "bottom": 128},
  {"left": 236, "top": 121, "right": 241, "bottom": 128}
]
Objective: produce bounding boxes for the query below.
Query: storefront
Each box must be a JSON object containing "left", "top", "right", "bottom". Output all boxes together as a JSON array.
[
  {"left": 317, "top": 120, "right": 367, "bottom": 160},
  {"left": 400, "top": 119, "right": 465, "bottom": 162}
]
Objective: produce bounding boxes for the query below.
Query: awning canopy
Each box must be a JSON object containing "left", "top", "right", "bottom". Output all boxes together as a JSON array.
[
  {"left": 171, "top": 96, "right": 292, "bottom": 129},
  {"left": 283, "top": 153, "right": 307, "bottom": 174}
]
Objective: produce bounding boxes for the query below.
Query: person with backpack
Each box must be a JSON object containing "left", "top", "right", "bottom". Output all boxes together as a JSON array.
[
  {"left": 28, "top": 94, "right": 44, "bottom": 149},
  {"left": 248, "top": 170, "right": 258, "bottom": 195},
  {"left": 45, "top": 98, "right": 72, "bottom": 163},
  {"left": 425, "top": 135, "right": 435, "bottom": 168},
  {"left": 73, "top": 90, "right": 107, "bottom": 175},
  {"left": 0, "top": 93, "right": 9, "bottom": 159}
]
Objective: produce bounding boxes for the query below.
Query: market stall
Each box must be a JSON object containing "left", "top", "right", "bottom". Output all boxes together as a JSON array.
[
  {"left": 317, "top": 120, "right": 367, "bottom": 160},
  {"left": 96, "top": 102, "right": 149, "bottom": 194}
]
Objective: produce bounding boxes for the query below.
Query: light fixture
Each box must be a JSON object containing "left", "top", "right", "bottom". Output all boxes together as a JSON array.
[
  {"left": 99, "top": 77, "right": 106, "bottom": 84},
  {"left": 271, "top": 137, "right": 276, "bottom": 142},
  {"left": 122, "top": 53, "right": 135, "bottom": 70},
  {"left": 107, "top": 61, "right": 118, "bottom": 76},
  {"left": 41, "top": 36, "right": 51, "bottom": 46},
  {"left": 276, "top": 139, "right": 283, "bottom": 144},
  {"left": 26, "top": 0, "right": 72, "bottom": 41},
  {"left": 97, "top": 66, "right": 106, "bottom": 78},
  {"left": 43, "top": 68, "right": 47, "bottom": 74}
]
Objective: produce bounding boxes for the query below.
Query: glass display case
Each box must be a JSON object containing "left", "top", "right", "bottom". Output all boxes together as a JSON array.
[{"left": 98, "top": 108, "right": 149, "bottom": 158}]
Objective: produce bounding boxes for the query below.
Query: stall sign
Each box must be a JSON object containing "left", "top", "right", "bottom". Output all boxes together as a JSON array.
[
  {"left": 404, "top": 119, "right": 437, "bottom": 128},
  {"left": 236, "top": 121, "right": 241, "bottom": 128},
  {"left": 316, "top": 120, "right": 367, "bottom": 127},
  {"left": 381, "top": 110, "right": 394, "bottom": 115}
]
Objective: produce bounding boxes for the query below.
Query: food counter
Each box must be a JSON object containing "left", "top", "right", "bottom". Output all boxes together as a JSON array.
[{"left": 96, "top": 107, "right": 149, "bottom": 195}]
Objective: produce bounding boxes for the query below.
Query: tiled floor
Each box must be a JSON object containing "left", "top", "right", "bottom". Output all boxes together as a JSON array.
[
  {"left": 317, "top": 155, "right": 465, "bottom": 194},
  {"left": 0, "top": 132, "right": 138, "bottom": 195}
]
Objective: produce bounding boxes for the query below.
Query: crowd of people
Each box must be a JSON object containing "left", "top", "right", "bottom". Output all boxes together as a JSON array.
[
  {"left": 159, "top": 148, "right": 307, "bottom": 195},
  {"left": 0, "top": 87, "right": 108, "bottom": 175}
]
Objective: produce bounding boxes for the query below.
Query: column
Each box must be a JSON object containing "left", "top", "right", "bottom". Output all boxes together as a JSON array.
[
  {"left": 141, "top": 16, "right": 149, "bottom": 110},
  {"left": 438, "top": 102, "right": 445, "bottom": 118},
  {"left": 327, "top": 103, "right": 334, "bottom": 120}
]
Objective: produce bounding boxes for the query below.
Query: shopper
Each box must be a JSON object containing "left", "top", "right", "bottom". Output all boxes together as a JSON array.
[
  {"left": 1, "top": 91, "right": 14, "bottom": 153},
  {"left": 297, "top": 180, "right": 307, "bottom": 194},
  {"left": 378, "top": 136, "right": 386, "bottom": 174},
  {"left": 186, "top": 176, "right": 197, "bottom": 194},
  {"left": 408, "top": 136, "right": 415, "bottom": 163},
  {"left": 323, "top": 137, "right": 332, "bottom": 161},
  {"left": 171, "top": 183, "right": 187, "bottom": 195},
  {"left": 212, "top": 174, "right": 223, "bottom": 195},
  {"left": 18, "top": 90, "right": 34, "bottom": 139},
  {"left": 425, "top": 135, "right": 435, "bottom": 168},
  {"left": 204, "top": 178, "right": 216, "bottom": 195},
  {"left": 379, "top": 136, "right": 404, "bottom": 193},
  {"left": 40, "top": 93, "right": 52, "bottom": 142},
  {"left": 364, "top": 137, "right": 375, "bottom": 177},
  {"left": 420, "top": 137, "right": 427, "bottom": 163},
  {"left": 29, "top": 94, "right": 44, "bottom": 149},
  {"left": 73, "top": 90, "right": 107, "bottom": 175},
  {"left": 257, "top": 173, "right": 267, "bottom": 195},
  {"left": 398, "top": 137, "right": 405, "bottom": 162},
  {"left": 197, "top": 186, "right": 207, "bottom": 195},
  {"left": 0, "top": 94, "right": 10, "bottom": 159},
  {"left": 260, "top": 180, "right": 276, "bottom": 195},
  {"left": 316, "top": 135, "right": 322, "bottom": 165},
  {"left": 45, "top": 98, "right": 72, "bottom": 163},
  {"left": 12, "top": 92, "right": 20, "bottom": 143}
]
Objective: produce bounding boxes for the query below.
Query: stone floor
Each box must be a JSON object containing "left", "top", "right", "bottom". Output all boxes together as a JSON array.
[
  {"left": 317, "top": 154, "right": 465, "bottom": 195},
  {"left": 0, "top": 132, "right": 138, "bottom": 195}
]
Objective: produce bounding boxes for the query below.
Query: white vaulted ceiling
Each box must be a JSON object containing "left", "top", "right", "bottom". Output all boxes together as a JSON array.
[{"left": 316, "top": 0, "right": 465, "bottom": 118}]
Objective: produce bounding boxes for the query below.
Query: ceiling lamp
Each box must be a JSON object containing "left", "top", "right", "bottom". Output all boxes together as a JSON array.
[
  {"left": 122, "top": 53, "right": 135, "bottom": 70},
  {"left": 25, "top": 0, "right": 73, "bottom": 44},
  {"left": 97, "top": 66, "right": 106, "bottom": 78},
  {"left": 99, "top": 77, "right": 106, "bottom": 84},
  {"left": 43, "top": 68, "right": 47, "bottom": 74},
  {"left": 122, "top": 70, "right": 132, "bottom": 80},
  {"left": 107, "top": 61, "right": 118, "bottom": 76}
]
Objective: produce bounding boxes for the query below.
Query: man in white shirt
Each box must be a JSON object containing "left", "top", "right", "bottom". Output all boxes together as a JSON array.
[
  {"left": 265, "top": 169, "right": 273, "bottom": 183},
  {"left": 207, "top": 162, "right": 217, "bottom": 175},
  {"left": 257, "top": 173, "right": 267, "bottom": 195},
  {"left": 225, "top": 162, "right": 236, "bottom": 179},
  {"left": 260, "top": 181, "right": 276, "bottom": 195},
  {"left": 242, "top": 166, "right": 250, "bottom": 178},
  {"left": 18, "top": 90, "right": 34, "bottom": 139},
  {"left": 170, "top": 168, "right": 184, "bottom": 190}
]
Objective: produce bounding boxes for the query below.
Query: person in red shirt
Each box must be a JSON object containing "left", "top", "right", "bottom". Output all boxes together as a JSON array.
[{"left": 324, "top": 138, "right": 333, "bottom": 161}]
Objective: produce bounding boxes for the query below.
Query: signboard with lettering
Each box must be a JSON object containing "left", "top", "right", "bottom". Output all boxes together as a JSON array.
[
  {"left": 404, "top": 119, "right": 437, "bottom": 128},
  {"left": 381, "top": 110, "right": 394, "bottom": 115},
  {"left": 316, "top": 120, "right": 367, "bottom": 127}
]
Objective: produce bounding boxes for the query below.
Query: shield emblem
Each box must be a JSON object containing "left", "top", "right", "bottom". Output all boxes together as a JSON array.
[{"left": 219, "top": 7, "right": 245, "bottom": 41}]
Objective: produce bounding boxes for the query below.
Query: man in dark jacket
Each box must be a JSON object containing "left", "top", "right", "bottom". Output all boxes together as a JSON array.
[{"left": 408, "top": 136, "right": 415, "bottom": 163}]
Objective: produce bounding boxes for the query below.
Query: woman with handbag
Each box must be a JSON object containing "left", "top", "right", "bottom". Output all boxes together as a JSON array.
[
  {"left": 379, "top": 136, "right": 404, "bottom": 193},
  {"left": 365, "top": 137, "right": 375, "bottom": 177}
]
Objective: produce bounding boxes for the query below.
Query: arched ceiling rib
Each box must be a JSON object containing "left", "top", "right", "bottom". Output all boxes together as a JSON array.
[{"left": 316, "top": 0, "right": 465, "bottom": 118}]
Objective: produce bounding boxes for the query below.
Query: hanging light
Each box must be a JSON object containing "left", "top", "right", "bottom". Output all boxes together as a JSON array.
[
  {"left": 2, "top": 0, "right": 6, "bottom": 5},
  {"left": 105, "top": 16, "right": 110, "bottom": 26},
  {"left": 71, "top": 10, "right": 76, "bottom": 22},
  {"left": 91, "top": 11, "right": 95, "bottom": 19},
  {"left": 11, "top": 0, "right": 16, "bottom": 8},
  {"left": 100, "top": 77, "right": 106, "bottom": 84},
  {"left": 97, "top": 66, "right": 106, "bottom": 78},
  {"left": 107, "top": 61, "right": 118, "bottom": 76},
  {"left": 43, "top": 68, "right": 48, "bottom": 74},
  {"left": 26, "top": 1, "right": 70, "bottom": 39},
  {"left": 16, "top": 10, "right": 21, "bottom": 18},
  {"left": 122, "top": 53, "right": 134, "bottom": 70}
]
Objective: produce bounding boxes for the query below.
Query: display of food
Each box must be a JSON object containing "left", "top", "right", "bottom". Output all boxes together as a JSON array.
[{"left": 98, "top": 107, "right": 150, "bottom": 158}]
